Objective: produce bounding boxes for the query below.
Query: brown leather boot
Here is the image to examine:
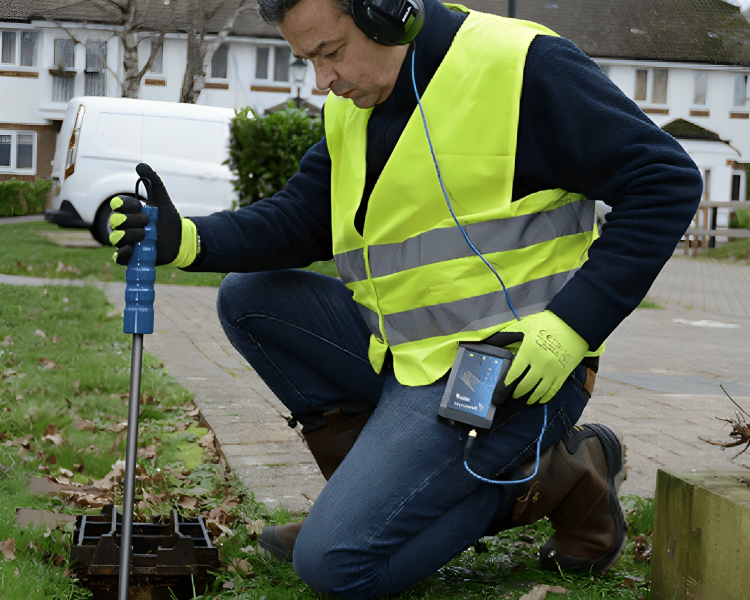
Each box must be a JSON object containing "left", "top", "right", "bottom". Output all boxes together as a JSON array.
[
  {"left": 485, "top": 423, "right": 627, "bottom": 573},
  {"left": 258, "top": 408, "right": 373, "bottom": 561}
]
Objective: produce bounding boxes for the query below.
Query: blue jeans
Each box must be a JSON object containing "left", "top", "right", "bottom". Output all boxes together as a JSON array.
[{"left": 216, "top": 270, "right": 591, "bottom": 599}]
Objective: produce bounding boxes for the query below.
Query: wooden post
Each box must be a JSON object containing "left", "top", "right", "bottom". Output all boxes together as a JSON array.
[{"left": 652, "top": 470, "right": 750, "bottom": 600}]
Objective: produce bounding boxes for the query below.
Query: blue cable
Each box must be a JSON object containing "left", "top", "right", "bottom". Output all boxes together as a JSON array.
[
  {"left": 411, "top": 43, "right": 547, "bottom": 485},
  {"left": 410, "top": 44, "right": 521, "bottom": 322},
  {"left": 463, "top": 405, "right": 547, "bottom": 485}
]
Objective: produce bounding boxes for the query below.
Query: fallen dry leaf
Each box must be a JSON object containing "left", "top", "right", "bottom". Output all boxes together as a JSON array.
[
  {"left": 37, "top": 358, "right": 59, "bottom": 370},
  {"left": 14, "top": 567, "right": 19, "bottom": 577},
  {"left": 92, "top": 460, "right": 126, "bottom": 491},
  {"left": 198, "top": 431, "right": 215, "bottom": 450},
  {"left": 51, "top": 335, "right": 62, "bottom": 343},
  {"left": 44, "top": 424, "right": 56, "bottom": 437},
  {"left": 42, "top": 433, "right": 63, "bottom": 446},
  {"left": 56, "top": 261, "right": 81, "bottom": 275},
  {"left": 16, "top": 509, "right": 76, "bottom": 529},
  {"left": 519, "top": 585, "right": 555, "bottom": 600},
  {"left": 206, "top": 520, "right": 233, "bottom": 537},
  {"left": 1, "top": 368, "right": 16, "bottom": 378},
  {"left": 33, "top": 329, "right": 47, "bottom": 339},
  {"left": 138, "top": 444, "right": 157, "bottom": 458},
  {"left": 62, "top": 568, "right": 71, "bottom": 578},
  {"left": 222, "top": 581, "right": 235, "bottom": 590},
  {"left": 177, "top": 496, "right": 198, "bottom": 510},
  {"left": 227, "top": 557, "right": 252, "bottom": 574},
  {"left": 59, "top": 468, "right": 74, "bottom": 478},
  {"left": 0, "top": 538, "right": 16, "bottom": 560},
  {"left": 1, "top": 335, "right": 12, "bottom": 346},
  {"left": 245, "top": 519, "right": 266, "bottom": 537}
]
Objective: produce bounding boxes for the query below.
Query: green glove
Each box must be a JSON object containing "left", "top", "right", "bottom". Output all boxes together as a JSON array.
[
  {"left": 109, "top": 163, "right": 199, "bottom": 268},
  {"left": 501, "top": 310, "right": 589, "bottom": 405}
]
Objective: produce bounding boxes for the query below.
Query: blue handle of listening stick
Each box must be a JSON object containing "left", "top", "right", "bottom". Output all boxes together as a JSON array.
[{"left": 124, "top": 205, "right": 158, "bottom": 334}]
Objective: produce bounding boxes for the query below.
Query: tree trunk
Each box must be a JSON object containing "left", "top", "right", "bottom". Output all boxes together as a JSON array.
[{"left": 121, "top": 32, "right": 140, "bottom": 98}]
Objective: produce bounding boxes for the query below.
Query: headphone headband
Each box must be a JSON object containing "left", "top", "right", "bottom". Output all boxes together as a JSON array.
[{"left": 351, "top": 0, "right": 424, "bottom": 46}]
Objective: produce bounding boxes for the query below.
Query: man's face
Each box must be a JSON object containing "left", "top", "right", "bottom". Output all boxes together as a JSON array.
[{"left": 278, "top": 0, "right": 409, "bottom": 108}]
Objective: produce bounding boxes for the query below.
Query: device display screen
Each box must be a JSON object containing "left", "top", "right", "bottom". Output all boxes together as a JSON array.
[{"left": 449, "top": 349, "right": 506, "bottom": 419}]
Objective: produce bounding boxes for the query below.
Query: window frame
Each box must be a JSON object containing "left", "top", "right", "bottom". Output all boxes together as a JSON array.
[
  {"left": 0, "top": 28, "right": 39, "bottom": 68},
  {"left": 0, "top": 130, "right": 37, "bottom": 175}
]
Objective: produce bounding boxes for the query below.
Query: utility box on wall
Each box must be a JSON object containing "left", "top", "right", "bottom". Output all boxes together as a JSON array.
[{"left": 652, "top": 470, "right": 750, "bottom": 600}]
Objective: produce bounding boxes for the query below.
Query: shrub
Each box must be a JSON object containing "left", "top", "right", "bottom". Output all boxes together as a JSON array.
[
  {"left": 0, "top": 178, "right": 50, "bottom": 217},
  {"left": 729, "top": 208, "right": 750, "bottom": 230},
  {"left": 226, "top": 103, "right": 325, "bottom": 207}
]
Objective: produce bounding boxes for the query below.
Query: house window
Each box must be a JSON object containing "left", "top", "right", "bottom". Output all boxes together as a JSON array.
[
  {"left": 52, "top": 39, "right": 75, "bottom": 103},
  {"left": 0, "top": 131, "right": 36, "bottom": 173},
  {"left": 734, "top": 74, "right": 748, "bottom": 107},
  {"left": 17, "top": 134, "right": 33, "bottom": 169},
  {"left": 652, "top": 69, "right": 668, "bottom": 104},
  {"left": 732, "top": 174, "right": 742, "bottom": 201},
  {"left": 635, "top": 69, "right": 647, "bottom": 101},
  {"left": 1, "top": 31, "right": 16, "bottom": 64},
  {"left": 274, "top": 45, "right": 290, "bottom": 82},
  {"left": 54, "top": 38, "right": 74, "bottom": 68},
  {"left": 85, "top": 41, "right": 107, "bottom": 96},
  {"left": 21, "top": 32, "right": 37, "bottom": 66},
  {"left": 147, "top": 36, "right": 163, "bottom": 74},
  {"left": 211, "top": 44, "right": 228, "bottom": 79},
  {"left": 254, "top": 45, "right": 291, "bottom": 82},
  {"left": 255, "top": 47, "right": 270, "bottom": 79},
  {"left": 694, "top": 71, "right": 707, "bottom": 105},
  {"left": 0, "top": 136, "right": 10, "bottom": 167}
]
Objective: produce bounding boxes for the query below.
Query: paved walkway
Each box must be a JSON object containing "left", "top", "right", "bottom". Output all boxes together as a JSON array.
[
  {"left": 0, "top": 214, "right": 45, "bottom": 224},
  {"left": 2, "top": 256, "right": 749, "bottom": 507}
]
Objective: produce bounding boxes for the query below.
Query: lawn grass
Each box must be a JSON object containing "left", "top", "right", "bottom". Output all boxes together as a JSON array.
[
  {"left": 0, "top": 222, "right": 340, "bottom": 286},
  {"left": 707, "top": 238, "right": 750, "bottom": 262},
  {"left": 0, "top": 283, "right": 652, "bottom": 599}
]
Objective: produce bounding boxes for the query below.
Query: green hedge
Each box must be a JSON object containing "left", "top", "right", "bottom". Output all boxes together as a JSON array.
[
  {"left": 0, "top": 178, "right": 50, "bottom": 217},
  {"left": 226, "top": 104, "right": 325, "bottom": 207},
  {"left": 729, "top": 208, "right": 750, "bottom": 230}
]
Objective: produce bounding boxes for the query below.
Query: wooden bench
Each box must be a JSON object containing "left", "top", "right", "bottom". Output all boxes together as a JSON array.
[{"left": 683, "top": 201, "right": 750, "bottom": 256}]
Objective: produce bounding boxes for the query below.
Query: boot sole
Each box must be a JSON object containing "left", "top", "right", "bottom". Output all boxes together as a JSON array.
[
  {"left": 258, "top": 526, "right": 295, "bottom": 562},
  {"left": 540, "top": 423, "right": 628, "bottom": 573}
]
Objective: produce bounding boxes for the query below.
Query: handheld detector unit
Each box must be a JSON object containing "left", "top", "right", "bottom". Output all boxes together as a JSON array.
[{"left": 438, "top": 343, "right": 514, "bottom": 429}]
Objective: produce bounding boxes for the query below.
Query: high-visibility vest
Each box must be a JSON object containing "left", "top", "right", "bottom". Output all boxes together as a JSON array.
[{"left": 324, "top": 5, "right": 600, "bottom": 387}]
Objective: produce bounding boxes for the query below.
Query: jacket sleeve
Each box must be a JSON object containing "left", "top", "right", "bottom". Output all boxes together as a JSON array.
[
  {"left": 519, "top": 37, "right": 704, "bottom": 349},
  {"left": 183, "top": 136, "right": 334, "bottom": 273}
]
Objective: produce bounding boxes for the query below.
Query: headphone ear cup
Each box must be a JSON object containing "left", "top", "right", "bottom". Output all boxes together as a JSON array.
[{"left": 351, "top": 0, "right": 424, "bottom": 46}]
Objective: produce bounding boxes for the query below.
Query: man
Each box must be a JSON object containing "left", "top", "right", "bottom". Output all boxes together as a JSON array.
[{"left": 109, "top": 0, "right": 702, "bottom": 596}]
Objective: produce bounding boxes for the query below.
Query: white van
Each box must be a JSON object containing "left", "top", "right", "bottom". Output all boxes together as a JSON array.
[{"left": 46, "top": 97, "right": 238, "bottom": 245}]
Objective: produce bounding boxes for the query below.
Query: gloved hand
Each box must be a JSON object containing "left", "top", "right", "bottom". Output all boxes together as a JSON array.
[
  {"left": 496, "top": 310, "right": 589, "bottom": 405},
  {"left": 109, "top": 163, "right": 199, "bottom": 267}
]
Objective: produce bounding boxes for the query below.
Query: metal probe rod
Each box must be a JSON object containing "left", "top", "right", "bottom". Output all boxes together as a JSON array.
[
  {"left": 118, "top": 199, "right": 158, "bottom": 600},
  {"left": 118, "top": 333, "right": 144, "bottom": 599}
]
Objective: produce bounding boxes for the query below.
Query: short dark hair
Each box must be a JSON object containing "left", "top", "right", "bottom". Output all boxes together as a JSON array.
[{"left": 258, "top": 0, "right": 351, "bottom": 25}]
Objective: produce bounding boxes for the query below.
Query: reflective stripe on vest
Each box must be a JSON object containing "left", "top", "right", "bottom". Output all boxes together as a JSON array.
[
  {"left": 335, "top": 198, "right": 595, "bottom": 283},
  {"left": 324, "top": 8, "right": 600, "bottom": 386}
]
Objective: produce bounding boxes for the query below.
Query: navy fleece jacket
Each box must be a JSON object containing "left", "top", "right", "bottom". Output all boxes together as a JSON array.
[{"left": 187, "top": 0, "right": 703, "bottom": 351}]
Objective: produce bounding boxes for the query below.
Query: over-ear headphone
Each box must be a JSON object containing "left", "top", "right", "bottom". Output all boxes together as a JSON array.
[{"left": 351, "top": 0, "right": 424, "bottom": 46}]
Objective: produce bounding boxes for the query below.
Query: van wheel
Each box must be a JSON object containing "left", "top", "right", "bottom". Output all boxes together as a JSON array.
[{"left": 90, "top": 202, "right": 113, "bottom": 246}]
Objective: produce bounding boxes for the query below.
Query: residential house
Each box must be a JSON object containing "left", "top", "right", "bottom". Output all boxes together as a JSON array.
[{"left": 2, "top": 0, "right": 749, "bottom": 225}]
